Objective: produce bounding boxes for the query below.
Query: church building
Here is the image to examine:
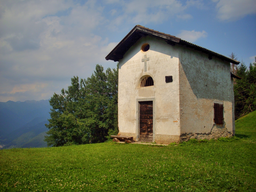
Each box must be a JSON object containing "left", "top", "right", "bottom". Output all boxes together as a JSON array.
[{"left": 106, "top": 25, "right": 240, "bottom": 144}]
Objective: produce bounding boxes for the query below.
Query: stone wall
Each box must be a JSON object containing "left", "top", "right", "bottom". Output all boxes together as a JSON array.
[{"left": 180, "top": 126, "right": 232, "bottom": 142}]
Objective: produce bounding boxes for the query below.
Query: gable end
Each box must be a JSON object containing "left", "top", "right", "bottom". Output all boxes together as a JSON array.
[{"left": 105, "top": 25, "right": 240, "bottom": 65}]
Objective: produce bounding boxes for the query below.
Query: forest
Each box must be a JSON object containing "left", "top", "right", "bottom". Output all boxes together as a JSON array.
[{"left": 234, "top": 62, "right": 256, "bottom": 119}]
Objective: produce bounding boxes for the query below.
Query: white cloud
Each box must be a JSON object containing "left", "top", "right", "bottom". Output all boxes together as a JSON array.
[
  {"left": 177, "top": 14, "right": 193, "bottom": 20},
  {"left": 177, "top": 30, "right": 207, "bottom": 42},
  {"left": 4, "top": 0, "right": 250, "bottom": 102},
  {"left": 110, "top": 9, "right": 117, "bottom": 16},
  {"left": 105, "top": 0, "right": 121, "bottom": 3},
  {"left": 249, "top": 55, "right": 256, "bottom": 64},
  {"left": 0, "top": 0, "right": 114, "bottom": 102},
  {"left": 214, "top": 0, "right": 256, "bottom": 21},
  {"left": 125, "top": 0, "right": 186, "bottom": 24},
  {"left": 105, "top": 0, "right": 202, "bottom": 27},
  {"left": 186, "top": 0, "right": 207, "bottom": 9}
]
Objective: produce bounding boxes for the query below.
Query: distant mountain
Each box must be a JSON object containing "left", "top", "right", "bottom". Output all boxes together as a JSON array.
[
  {"left": 0, "top": 100, "right": 51, "bottom": 149},
  {"left": 0, "top": 108, "right": 26, "bottom": 137}
]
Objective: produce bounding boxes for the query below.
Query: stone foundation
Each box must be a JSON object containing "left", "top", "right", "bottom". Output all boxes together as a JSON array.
[
  {"left": 154, "top": 134, "right": 180, "bottom": 144},
  {"left": 180, "top": 126, "right": 232, "bottom": 142}
]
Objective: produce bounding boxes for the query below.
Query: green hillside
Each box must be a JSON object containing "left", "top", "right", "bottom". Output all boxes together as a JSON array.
[
  {"left": 0, "top": 100, "right": 50, "bottom": 149},
  {"left": 235, "top": 110, "right": 256, "bottom": 134},
  {"left": 21, "top": 132, "right": 48, "bottom": 148},
  {"left": 0, "top": 111, "right": 255, "bottom": 191}
]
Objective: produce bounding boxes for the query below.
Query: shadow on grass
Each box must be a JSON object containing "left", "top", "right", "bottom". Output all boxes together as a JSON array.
[{"left": 235, "top": 134, "right": 250, "bottom": 139}]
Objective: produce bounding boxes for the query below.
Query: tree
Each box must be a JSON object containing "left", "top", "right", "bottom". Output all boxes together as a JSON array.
[
  {"left": 45, "top": 65, "right": 118, "bottom": 146},
  {"left": 234, "top": 62, "right": 256, "bottom": 119}
]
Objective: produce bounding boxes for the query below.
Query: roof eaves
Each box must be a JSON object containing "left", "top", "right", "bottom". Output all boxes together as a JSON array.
[
  {"left": 105, "top": 25, "right": 240, "bottom": 65},
  {"left": 105, "top": 25, "right": 139, "bottom": 61},
  {"left": 180, "top": 39, "right": 240, "bottom": 65},
  {"left": 135, "top": 25, "right": 181, "bottom": 44},
  {"left": 105, "top": 25, "right": 181, "bottom": 61},
  {"left": 230, "top": 72, "right": 241, "bottom": 79}
]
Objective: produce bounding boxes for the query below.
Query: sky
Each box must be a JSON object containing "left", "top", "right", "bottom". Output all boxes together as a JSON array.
[{"left": 0, "top": 0, "right": 255, "bottom": 102}]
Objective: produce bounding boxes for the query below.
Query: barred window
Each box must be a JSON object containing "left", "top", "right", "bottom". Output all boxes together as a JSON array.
[
  {"left": 141, "top": 76, "right": 154, "bottom": 87},
  {"left": 165, "top": 76, "right": 173, "bottom": 83}
]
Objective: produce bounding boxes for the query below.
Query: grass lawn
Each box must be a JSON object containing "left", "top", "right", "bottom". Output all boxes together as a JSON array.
[{"left": 0, "top": 111, "right": 256, "bottom": 191}]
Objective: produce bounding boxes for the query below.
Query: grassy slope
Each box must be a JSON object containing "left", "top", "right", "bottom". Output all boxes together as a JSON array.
[
  {"left": 0, "top": 112, "right": 255, "bottom": 191},
  {"left": 235, "top": 110, "right": 256, "bottom": 137}
]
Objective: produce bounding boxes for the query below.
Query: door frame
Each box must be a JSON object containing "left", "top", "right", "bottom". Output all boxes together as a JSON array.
[{"left": 136, "top": 98, "right": 155, "bottom": 142}]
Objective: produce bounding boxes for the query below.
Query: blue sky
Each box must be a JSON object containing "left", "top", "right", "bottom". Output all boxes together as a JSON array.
[{"left": 0, "top": 0, "right": 255, "bottom": 102}]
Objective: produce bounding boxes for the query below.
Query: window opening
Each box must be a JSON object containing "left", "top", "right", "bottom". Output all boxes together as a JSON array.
[
  {"left": 141, "top": 43, "right": 150, "bottom": 52},
  {"left": 141, "top": 76, "right": 154, "bottom": 87},
  {"left": 145, "top": 77, "right": 153, "bottom": 86},
  {"left": 165, "top": 76, "right": 173, "bottom": 83},
  {"left": 214, "top": 103, "right": 224, "bottom": 125}
]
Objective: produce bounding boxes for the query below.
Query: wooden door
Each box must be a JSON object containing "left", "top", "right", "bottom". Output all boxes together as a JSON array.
[{"left": 139, "top": 101, "right": 153, "bottom": 142}]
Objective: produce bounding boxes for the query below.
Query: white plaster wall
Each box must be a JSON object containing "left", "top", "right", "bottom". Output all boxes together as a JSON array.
[
  {"left": 118, "top": 36, "right": 180, "bottom": 142},
  {"left": 178, "top": 46, "right": 234, "bottom": 134}
]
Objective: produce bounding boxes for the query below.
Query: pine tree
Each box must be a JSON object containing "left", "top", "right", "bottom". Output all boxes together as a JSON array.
[{"left": 234, "top": 62, "right": 256, "bottom": 119}]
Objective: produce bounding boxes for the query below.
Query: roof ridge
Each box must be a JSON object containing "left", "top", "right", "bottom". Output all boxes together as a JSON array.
[{"left": 106, "top": 25, "right": 240, "bottom": 65}]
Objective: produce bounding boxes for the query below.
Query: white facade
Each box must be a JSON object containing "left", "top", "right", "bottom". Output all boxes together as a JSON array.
[
  {"left": 118, "top": 36, "right": 181, "bottom": 143},
  {"left": 106, "top": 25, "right": 239, "bottom": 144}
]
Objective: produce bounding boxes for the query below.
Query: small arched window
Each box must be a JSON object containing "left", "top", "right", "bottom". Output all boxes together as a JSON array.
[{"left": 141, "top": 76, "right": 154, "bottom": 87}]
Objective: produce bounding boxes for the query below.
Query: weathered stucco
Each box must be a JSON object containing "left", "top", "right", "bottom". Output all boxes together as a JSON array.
[
  {"left": 118, "top": 36, "right": 180, "bottom": 143},
  {"left": 179, "top": 45, "right": 234, "bottom": 138},
  {"left": 117, "top": 35, "right": 235, "bottom": 144}
]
